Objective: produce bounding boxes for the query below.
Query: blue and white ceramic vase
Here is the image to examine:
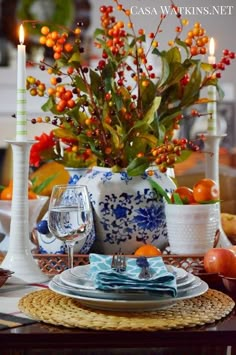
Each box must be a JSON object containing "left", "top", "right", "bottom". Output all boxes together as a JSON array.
[
  {"left": 78, "top": 166, "right": 176, "bottom": 255},
  {"left": 36, "top": 167, "right": 96, "bottom": 254}
]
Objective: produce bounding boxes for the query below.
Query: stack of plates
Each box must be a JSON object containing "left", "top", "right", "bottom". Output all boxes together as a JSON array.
[{"left": 49, "top": 264, "right": 208, "bottom": 312}]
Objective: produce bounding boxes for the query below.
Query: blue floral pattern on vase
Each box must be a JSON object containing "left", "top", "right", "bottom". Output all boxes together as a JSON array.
[
  {"left": 36, "top": 168, "right": 96, "bottom": 254},
  {"left": 78, "top": 167, "right": 176, "bottom": 254}
]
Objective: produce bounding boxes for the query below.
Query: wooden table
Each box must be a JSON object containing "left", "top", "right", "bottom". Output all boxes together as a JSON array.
[
  {"left": 1, "top": 297, "right": 236, "bottom": 354},
  {"left": 1, "top": 254, "right": 236, "bottom": 354}
]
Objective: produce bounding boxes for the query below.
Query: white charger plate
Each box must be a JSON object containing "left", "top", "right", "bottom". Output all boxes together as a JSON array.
[{"left": 49, "top": 275, "right": 208, "bottom": 312}]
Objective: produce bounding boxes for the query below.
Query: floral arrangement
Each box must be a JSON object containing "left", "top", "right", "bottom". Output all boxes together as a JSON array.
[{"left": 27, "top": 0, "right": 235, "bottom": 176}]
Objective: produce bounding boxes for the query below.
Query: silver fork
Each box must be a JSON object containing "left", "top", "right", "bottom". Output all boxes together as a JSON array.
[
  {"left": 136, "top": 257, "right": 152, "bottom": 279},
  {"left": 111, "top": 251, "right": 126, "bottom": 272}
]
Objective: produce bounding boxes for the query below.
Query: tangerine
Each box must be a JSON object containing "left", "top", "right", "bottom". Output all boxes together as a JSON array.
[
  {"left": 134, "top": 244, "right": 162, "bottom": 257},
  {"left": 0, "top": 186, "right": 13, "bottom": 200},
  {"left": 171, "top": 186, "right": 195, "bottom": 204},
  {"left": 28, "top": 190, "right": 38, "bottom": 200},
  {"left": 193, "top": 178, "right": 219, "bottom": 203}
]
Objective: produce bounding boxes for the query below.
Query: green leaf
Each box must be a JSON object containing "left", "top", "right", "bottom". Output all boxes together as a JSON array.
[
  {"left": 201, "top": 62, "right": 214, "bottom": 72},
  {"left": 167, "top": 62, "right": 188, "bottom": 86},
  {"left": 157, "top": 56, "right": 170, "bottom": 87},
  {"left": 166, "top": 46, "right": 182, "bottom": 63},
  {"left": 103, "top": 122, "right": 120, "bottom": 149},
  {"left": 93, "top": 28, "right": 105, "bottom": 38},
  {"left": 113, "top": 93, "right": 123, "bottom": 112},
  {"left": 216, "top": 82, "right": 225, "bottom": 101},
  {"left": 175, "top": 149, "right": 192, "bottom": 163},
  {"left": 148, "top": 178, "right": 172, "bottom": 204},
  {"left": 74, "top": 76, "right": 88, "bottom": 93},
  {"left": 139, "top": 80, "right": 156, "bottom": 109},
  {"left": 160, "top": 110, "right": 182, "bottom": 127},
  {"left": 199, "top": 199, "right": 221, "bottom": 204},
  {"left": 41, "top": 96, "right": 55, "bottom": 112},
  {"left": 68, "top": 52, "right": 81, "bottom": 63},
  {"left": 31, "top": 173, "right": 59, "bottom": 194},
  {"left": 126, "top": 157, "right": 150, "bottom": 176},
  {"left": 175, "top": 39, "right": 189, "bottom": 56},
  {"left": 53, "top": 127, "right": 77, "bottom": 140},
  {"left": 143, "top": 97, "right": 162, "bottom": 124},
  {"left": 172, "top": 193, "right": 184, "bottom": 204},
  {"left": 181, "top": 61, "right": 202, "bottom": 106},
  {"left": 89, "top": 69, "right": 102, "bottom": 98}
]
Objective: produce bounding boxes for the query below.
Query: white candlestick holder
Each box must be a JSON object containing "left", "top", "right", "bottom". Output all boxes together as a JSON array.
[
  {"left": 204, "top": 133, "right": 231, "bottom": 247},
  {"left": 1, "top": 140, "right": 49, "bottom": 284}
]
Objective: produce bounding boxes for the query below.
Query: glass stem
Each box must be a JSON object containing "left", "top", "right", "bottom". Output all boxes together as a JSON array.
[{"left": 66, "top": 240, "right": 75, "bottom": 269}]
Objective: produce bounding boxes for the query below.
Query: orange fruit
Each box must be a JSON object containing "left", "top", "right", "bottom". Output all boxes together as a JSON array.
[
  {"left": 0, "top": 179, "right": 38, "bottom": 200},
  {"left": 28, "top": 190, "right": 38, "bottom": 200},
  {"left": 171, "top": 186, "right": 195, "bottom": 204},
  {"left": 29, "top": 161, "right": 70, "bottom": 196},
  {"left": 0, "top": 186, "right": 13, "bottom": 200},
  {"left": 193, "top": 178, "right": 219, "bottom": 203},
  {"left": 134, "top": 244, "right": 162, "bottom": 257}
]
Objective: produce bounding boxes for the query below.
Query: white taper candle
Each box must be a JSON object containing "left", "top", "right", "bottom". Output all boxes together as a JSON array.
[
  {"left": 16, "top": 24, "right": 27, "bottom": 141},
  {"left": 207, "top": 38, "right": 217, "bottom": 136}
]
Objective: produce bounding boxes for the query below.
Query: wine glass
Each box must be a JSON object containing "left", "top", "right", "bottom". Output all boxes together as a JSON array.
[{"left": 48, "top": 184, "right": 93, "bottom": 269}]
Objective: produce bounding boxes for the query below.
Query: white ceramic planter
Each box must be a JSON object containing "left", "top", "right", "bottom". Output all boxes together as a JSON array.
[{"left": 165, "top": 203, "right": 219, "bottom": 255}]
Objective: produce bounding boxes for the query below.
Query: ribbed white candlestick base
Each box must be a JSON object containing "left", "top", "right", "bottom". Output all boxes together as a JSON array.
[
  {"left": 1, "top": 140, "right": 48, "bottom": 284},
  {"left": 205, "top": 134, "right": 231, "bottom": 248}
]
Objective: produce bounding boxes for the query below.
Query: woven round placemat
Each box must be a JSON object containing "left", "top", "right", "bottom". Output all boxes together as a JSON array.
[{"left": 18, "top": 289, "right": 235, "bottom": 331}]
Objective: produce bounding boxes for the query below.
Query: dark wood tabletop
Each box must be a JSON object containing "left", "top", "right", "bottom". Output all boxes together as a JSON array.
[
  {"left": 1, "top": 306, "right": 236, "bottom": 354},
  {"left": 1, "top": 254, "right": 236, "bottom": 354}
]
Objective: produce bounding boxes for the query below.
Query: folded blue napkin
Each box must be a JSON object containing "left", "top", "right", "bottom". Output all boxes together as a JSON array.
[{"left": 89, "top": 253, "right": 177, "bottom": 297}]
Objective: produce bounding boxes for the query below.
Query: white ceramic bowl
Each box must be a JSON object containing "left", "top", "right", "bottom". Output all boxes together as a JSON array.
[{"left": 0, "top": 196, "right": 48, "bottom": 252}]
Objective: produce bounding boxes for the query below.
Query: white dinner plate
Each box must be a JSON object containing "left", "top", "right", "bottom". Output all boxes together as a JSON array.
[
  {"left": 57, "top": 271, "right": 199, "bottom": 300},
  {"left": 60, "top": 264, "right": 189, "bottom": 291},
  {"left": 60, "top": 265, "right": 196, "bottom": 295},
  {"left": 49, "top": 275, "right": 208, "bottom": 312},
  {"left": 54, "top": 273, "right": 201, "bottom": 300}
]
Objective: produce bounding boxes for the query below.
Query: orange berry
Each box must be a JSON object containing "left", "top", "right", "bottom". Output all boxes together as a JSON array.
[
  {"left": 193, "top": 178, "right": 219, "bottom": 203},
  {"left": 152, "top": 40, "right": 158, "bottom": 48},
  {"left": 134, "top": 244, "right": 162, "bottom": 257},
  {"left": 39, "top": 36, "right": 47, "bottom": 45},
  {"left": 67, "top": 67, "right": 74, "bottom": 75},
  {"left": 64, "top": 43, "right": 73, "bottom": 52},
  {"left": 48, "top": 87, "right": 56, "bottom": 96},
  {"left": 54, "top": 52, "right": 61, "bottom": 60},
  {"left": 67, "top": 99, "right": 76, "bottom": 108},
  {"left": 45, "top": 38, "right": 55, "bottom": 48},
  {"left": 41, "top": 26, "right": 50, "bottom": 35},
  {"left": 74, "top": 28, "right": 81, "bottom": 35},
  {"left": 105, "top": 147, "right": 112, "bottom": 155},
  {"left": 50, "top": 77, "right": 57, "bottom": 85},
  {"left": 51, "top": 31, "right": 59, "bottom": 41}
]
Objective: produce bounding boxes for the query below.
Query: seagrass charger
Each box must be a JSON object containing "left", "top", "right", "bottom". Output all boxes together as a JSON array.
[{"left": 18, "top": 253, "right": 236, "bottom": 332}]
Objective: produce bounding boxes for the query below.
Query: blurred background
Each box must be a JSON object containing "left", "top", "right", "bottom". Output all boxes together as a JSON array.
[{"left": 0, "top": 0, "right": 235, "bottom": 182}]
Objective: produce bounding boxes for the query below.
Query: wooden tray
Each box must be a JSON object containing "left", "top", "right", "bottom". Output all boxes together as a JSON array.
[{"left": 32, "top": 253, "right": 204, "bottom": 275}]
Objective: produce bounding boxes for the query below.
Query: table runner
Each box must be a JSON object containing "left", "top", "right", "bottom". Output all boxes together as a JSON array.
[
  {"left": 18, "top": 289, "right": 235, "bottom": 331},
  {"left": 0, "top": 312, "right": 37, "bottom": 330}
]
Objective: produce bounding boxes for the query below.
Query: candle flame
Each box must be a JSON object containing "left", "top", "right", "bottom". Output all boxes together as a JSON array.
[
  {"left": 209, "top": 37, "right": 215, "bottom": 56},
  {"left": 19, "top": 24, "right": 24, "bottom": 44}
]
